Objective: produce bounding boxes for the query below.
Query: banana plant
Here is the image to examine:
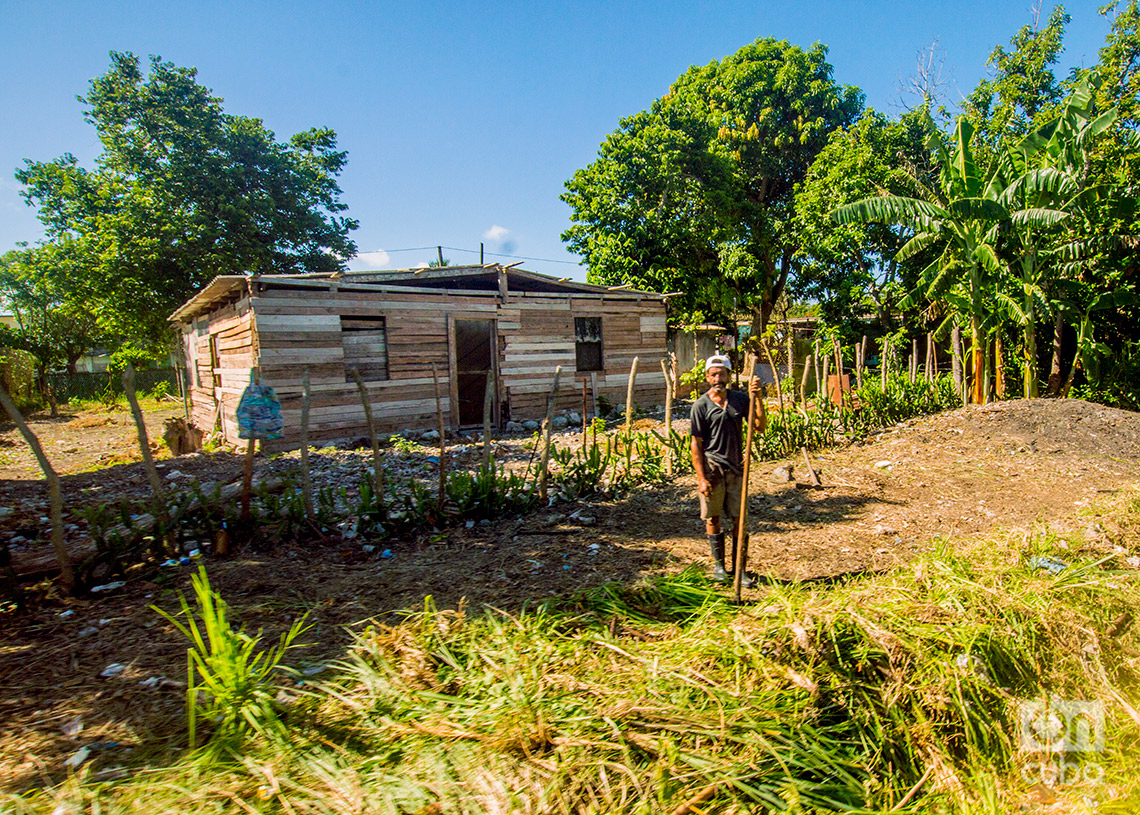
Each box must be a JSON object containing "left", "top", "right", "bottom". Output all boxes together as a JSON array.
[
  {"left": 989, "top": 74, "right": 1119, "bottom": 397},
  {"left": 833, "top": 113, "right": 1010, "bottom": 403}
]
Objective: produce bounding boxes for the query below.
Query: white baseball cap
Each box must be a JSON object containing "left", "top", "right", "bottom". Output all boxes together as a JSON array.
[{"left": 704, "top": 354, "right": 732, "bottom": 373}]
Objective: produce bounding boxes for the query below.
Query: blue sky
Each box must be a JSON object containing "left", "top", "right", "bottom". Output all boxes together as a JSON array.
[{"left": 0, "top": 1, "right": 1117, "bottom": 281}]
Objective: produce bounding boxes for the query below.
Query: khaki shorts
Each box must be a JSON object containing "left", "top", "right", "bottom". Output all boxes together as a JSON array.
[{"left": 699, "top": 470, "right": 743, "bottom": 521}]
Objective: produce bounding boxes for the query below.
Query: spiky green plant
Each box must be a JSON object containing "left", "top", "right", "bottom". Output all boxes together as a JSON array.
[{"left": 153, "top": 565, "right": 310, "bottom": 754}]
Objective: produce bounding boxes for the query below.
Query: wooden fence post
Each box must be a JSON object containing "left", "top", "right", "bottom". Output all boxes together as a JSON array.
[
  {"left": 786, "top": 329, "right": 796, "bottom": 406},
  {"left": 763, "top": 340, "right": 783, "bottom": 415},
  {"left": 483, "top": 371, "right": 495, "bottom": 471},
  {"left": 624, "top": 356, "right": 639, "bottom": 436},
  {"left": 0, "top": 385, "right": 74, "bottom": 591},
  {"left": 800, "top": 354, "right": 813, "bottom": 406},
  {"left": 300, "top": 371, "right": 314, "bottom": 519},
  {"left": 431, "top": 364, "right": 447, "bottom": 511},
  {"left": 352, "top": 369, "right": 384, "bottom": 498},
  {"left": 538, "top": 366, "right": 563, "bottom": 503},
  {"left": 952, "top": 325, "right": 964, "bottom": 402},
  {"left": 123, "top": 365, "right": 171, "bottom": 548},
  {"left": 814, "top": 339, "right": 822, "bottom": 396},
  {"left": 882, "top": 336, "right": 890, "bottom": 389}
]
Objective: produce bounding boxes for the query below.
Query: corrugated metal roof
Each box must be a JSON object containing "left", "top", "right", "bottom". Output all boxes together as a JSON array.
[{"left": 168, "top": 265, "right": 663, "bottom": 324}]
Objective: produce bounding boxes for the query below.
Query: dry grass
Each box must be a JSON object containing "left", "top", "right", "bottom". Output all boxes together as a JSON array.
[{"left": 9, "top": 488, "right": 1140, "bottom": 813}]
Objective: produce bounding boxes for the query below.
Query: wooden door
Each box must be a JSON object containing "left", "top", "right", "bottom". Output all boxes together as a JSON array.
[{"left": 453, "top": 319, "right": 494, "bottom": 426}]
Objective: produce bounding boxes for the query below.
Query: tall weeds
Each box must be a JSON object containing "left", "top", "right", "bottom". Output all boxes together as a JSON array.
[{"left": 153, "top": 565, "right": 310, "bottom": 754}]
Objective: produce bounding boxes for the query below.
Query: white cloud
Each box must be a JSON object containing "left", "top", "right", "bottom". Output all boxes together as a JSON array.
[
  {"left": 483, "top": 224, "right": 510, "bottom": 242},
  {"left": 349, "top": 249, "right": 391, "bottom": 270}
]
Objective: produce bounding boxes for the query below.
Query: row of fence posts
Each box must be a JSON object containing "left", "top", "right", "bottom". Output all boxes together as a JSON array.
[
  {"left": 8, "top": 327, "right": 978, "bottom": 596},
  {"left": 0, "top": 365, "right": 176, "bottom": 594}
]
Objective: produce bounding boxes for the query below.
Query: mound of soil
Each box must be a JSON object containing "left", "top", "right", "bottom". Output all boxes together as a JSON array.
[{"left": 3, "top": 397, "right": 1140, "bottom": 791}]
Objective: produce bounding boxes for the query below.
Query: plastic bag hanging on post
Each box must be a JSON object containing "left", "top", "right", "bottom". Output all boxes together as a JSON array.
[{"left": 236, "top": 371, "right": 284, "bottom": 440}]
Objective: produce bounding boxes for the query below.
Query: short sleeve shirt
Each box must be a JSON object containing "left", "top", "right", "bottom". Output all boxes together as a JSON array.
[{"left": 690, "top": 389, "right": 749, "bottom": 475}]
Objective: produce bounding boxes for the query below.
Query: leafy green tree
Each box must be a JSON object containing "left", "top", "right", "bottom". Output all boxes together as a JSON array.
[
  {"left": 562, "top": 38, "right": 862, "bottom": 333},
  {"left": 0, "top": 244, "right": 108, "bottom": 412},
  {"left": 793, "top": 109, "right": 933, "bottom": 335},
  {"left": 16, "top": 52, "right": 358, "bottom": 343},
  {"left": 993, "top": 75, "right": 1120, "bottom": 396},
  {"left": 964, "top": 5, "right": 1070, "bottom": 161}
]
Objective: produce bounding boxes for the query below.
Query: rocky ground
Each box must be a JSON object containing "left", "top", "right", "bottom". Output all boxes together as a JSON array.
[{"left": 3, "top": 397, "right": 1140, "bottom": 792}]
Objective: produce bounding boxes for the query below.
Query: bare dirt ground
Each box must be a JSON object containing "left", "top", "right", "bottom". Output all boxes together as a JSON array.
[{"left": 3, "top": 397, "right": 1140, "bottom": 792}]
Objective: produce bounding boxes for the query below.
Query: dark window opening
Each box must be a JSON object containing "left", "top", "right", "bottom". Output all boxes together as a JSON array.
[
  {"left": 575, "top": 316, "right": 603, "bottom": 372},
  {"left": 342, "top": 316, "right": 389, "bottom": 382}
]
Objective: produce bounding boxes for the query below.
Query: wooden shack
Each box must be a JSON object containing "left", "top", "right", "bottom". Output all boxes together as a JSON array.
[{"left": 169, "top": 265, "right": 669, "bottom": 450}]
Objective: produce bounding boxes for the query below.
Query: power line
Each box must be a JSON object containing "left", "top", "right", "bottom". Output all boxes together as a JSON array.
[{"left": 369, "top": 245, "right": 583, "bottom": 266}]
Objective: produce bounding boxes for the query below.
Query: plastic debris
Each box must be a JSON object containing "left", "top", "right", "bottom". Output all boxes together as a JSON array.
[
  {"left": 1028, "top": 555, "right": 1068, "bottom": 574},
  {"left": 58, "top": 609, "right": 76, "bottom": 619},
  {"left": 362, "top": 544, "right": 376, "bottom": 553},
  {"left": 100, "top": 663, "right": 128, "bottom": 678},
  {"left": 90, "top": 581, "right": 126, "bottom": 594},
  {"left": 61, "top": 716, "right": 84, "bottom": 737},
  {"left": 380, "top": 549, "right": 394, "bottom": 559},
  {"left": 187, "top": 548, "right": 201, "bottom": 559},
  {"left": 161, "top": 559, "right": 180, "bottom": 568},
  {"left": 63, "top": 747, "right": 90, "bottom": 769}
]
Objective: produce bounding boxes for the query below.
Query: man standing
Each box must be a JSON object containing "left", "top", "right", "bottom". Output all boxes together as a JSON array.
[{"left": 690, "top": 354, "right": 766, "bottom": 585}]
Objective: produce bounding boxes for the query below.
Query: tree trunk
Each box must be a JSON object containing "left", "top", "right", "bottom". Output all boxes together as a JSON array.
[
  {"left": 1047, "top": 312, "right": 1065, "bottom": 396},
  {"left": 37, "top": 367, "right": 58, "bottom": 418},
  {"left": 994, "top": 335, "right": 1005, "bottom": 399},
  {"left": 1024, "top": 319, "right": 1038, "bottom": 399},
  {"left": 971, "top": 317, "right": 984, "bottom": 405}
]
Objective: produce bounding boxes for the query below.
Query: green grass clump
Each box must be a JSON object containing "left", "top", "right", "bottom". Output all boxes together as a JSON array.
[{"left": 13, "top": 491, "right": 1140, "bottom": 814}]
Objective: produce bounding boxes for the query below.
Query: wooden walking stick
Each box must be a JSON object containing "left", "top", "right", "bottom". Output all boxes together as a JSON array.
[
  {"left": 734, "top": 354, "right": 760, "bottom": 603},
  {"left": 660, "top": 357, "right": 673, "bottom": 476}
]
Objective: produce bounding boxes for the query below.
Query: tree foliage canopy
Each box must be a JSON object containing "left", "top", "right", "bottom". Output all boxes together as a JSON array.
[
  {"left": 562, "top": 38, "right": 862, "bottom": 331},
  {"left": 792, "top": 110, "right": 933, "bottom": 333},
  {"left": 15, "top": 52, "right": 358, "bottom": 343}
]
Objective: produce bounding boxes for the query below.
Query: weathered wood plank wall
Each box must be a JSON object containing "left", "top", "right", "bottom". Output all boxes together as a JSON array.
[
  {"left": 184, "top": 282, "right": 667, "bottom": 450},
  {"left": 183, "top": 295, "right": 255, "bottom": 439}
]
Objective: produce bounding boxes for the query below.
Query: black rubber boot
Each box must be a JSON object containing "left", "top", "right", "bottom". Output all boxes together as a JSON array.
[
  {"left": 708, "top": 533, "right": 729, "bottom": 583},
  {"left": 737, "top": 532, "right": 757, "bottom": 589}
]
